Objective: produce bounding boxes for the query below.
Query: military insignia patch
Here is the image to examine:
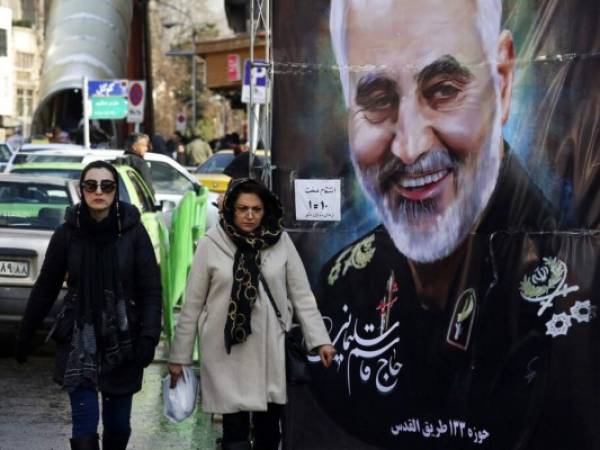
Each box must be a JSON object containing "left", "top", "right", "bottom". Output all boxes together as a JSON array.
[
  {"left": 328, "top": 234, "right": 376, "bottom": 285},
  {"left": 446, "top": 288, "right": 477, "bottom": 351}
]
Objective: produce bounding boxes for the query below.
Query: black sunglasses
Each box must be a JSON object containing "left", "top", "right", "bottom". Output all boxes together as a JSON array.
[{"left": 81, "top": 179, "right": 117, "bottom": 193}]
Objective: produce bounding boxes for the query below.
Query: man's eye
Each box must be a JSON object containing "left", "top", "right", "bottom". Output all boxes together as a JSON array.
[
  {"left": 423, "top": 82, "right": 461, "bottom": 106},
  {"left": 362, "top": 107, "right": 394, "bottom": 124}
]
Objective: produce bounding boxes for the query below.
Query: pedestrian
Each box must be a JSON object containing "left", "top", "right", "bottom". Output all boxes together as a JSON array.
[
  {"left": 123, "top": 132, "right": 154, "bottom": 193},
  {"left": 167, "top": 178, "right": 336, "bottom": 450},
  {"left": 151, "top": 134, "right": 171, "bottom": 157},
  {"left": 15, "top": 160, "right": 162, "bottom": 450},
  {"left": 186, "top": 134, "right": 213, "bottom": 166}
]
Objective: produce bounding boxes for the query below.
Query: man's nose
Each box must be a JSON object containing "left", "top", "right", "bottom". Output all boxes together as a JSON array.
[{"left": 389, "top": 95, "right": 434, "bottom": 166}]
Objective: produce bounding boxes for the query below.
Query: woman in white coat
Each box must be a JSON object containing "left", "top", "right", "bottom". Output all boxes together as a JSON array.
[{"left": 168, "top": 178, "right": 336, "bottom": 450}]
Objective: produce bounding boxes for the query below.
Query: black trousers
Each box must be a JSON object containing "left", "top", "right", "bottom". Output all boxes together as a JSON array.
[{"left": 222, "top": 403, "right": 283, "bottom": 450}]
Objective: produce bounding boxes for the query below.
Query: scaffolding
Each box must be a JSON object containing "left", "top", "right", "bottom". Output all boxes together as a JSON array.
[{"left": 248, "top": 0, "right": 273, "bottom": 188}]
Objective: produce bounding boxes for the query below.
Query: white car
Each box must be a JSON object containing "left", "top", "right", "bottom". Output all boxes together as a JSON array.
[
  {"left": 7, "top": 147, "right": 219, "bottom": 228},
  {"left": 0, "top": 174, "right": 79, "bottom": 327}
]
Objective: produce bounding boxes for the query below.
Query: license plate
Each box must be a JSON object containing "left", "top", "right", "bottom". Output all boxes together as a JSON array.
[{"left": 0, "top": 260, "right": 30, "bottom": 278}]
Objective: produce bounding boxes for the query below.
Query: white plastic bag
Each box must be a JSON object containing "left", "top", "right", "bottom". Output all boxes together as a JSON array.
[{"left": 163, "top": 366, "right": 198, "bottom": 423}]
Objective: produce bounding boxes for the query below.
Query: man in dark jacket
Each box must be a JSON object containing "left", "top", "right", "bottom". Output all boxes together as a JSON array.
[{"left": 124, "top": 133, "right": 154, "bottom": 193}]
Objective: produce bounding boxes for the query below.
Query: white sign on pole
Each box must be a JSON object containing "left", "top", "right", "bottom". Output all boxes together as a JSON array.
[
  {"left": 241, "top": 60, "right": 267, "bottom": 104},
  {"left": 127, "top": 80, "right": 146, "bottom": 124},
  {"left": 175, "top": 112, "right": 187, "bottom": 132},
  {"left": 294, "top": 179, "right": 341, "bottom": 221}
]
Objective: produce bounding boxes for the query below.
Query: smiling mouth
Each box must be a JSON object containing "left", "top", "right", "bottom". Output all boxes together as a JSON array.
[
  {"left": 393, "top": 169, "right": 452, "bottom": 203},
  {"left": 399, "top": 169, "right": 449, "bottom": 189}
]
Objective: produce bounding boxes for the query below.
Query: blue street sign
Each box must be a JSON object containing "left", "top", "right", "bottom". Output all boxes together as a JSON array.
[
  {"left": 242, "top": 60, "right": 267, "bottom": 103},
  {"left": 243, "top": 60, "right": 267, "bottom": 87},
  {"left": 87, "top": 79, "right": 128, "bottom": 97}
]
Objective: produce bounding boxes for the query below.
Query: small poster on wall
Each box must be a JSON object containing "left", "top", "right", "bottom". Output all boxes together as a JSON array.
[{"left": 294, "top": 179, "right": 341, "bottom": 221}]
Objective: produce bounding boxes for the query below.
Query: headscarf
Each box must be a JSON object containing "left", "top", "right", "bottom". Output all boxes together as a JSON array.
[{"left": 220, "top": 178, "right": 284, "bottom": 353}]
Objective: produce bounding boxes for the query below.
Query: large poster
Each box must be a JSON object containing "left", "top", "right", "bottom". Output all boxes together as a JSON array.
[{"left": 272, "top": 0, "right": 600, "bottom": 449}]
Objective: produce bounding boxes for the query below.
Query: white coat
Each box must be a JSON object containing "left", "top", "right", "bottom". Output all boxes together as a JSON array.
[{"left": 169, "top": 225, "right": 332, "bottom": 414}]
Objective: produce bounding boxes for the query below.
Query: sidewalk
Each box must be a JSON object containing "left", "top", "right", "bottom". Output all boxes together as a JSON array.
[{"left": 0, "top": 337, "right": 221, "bottom": 450}]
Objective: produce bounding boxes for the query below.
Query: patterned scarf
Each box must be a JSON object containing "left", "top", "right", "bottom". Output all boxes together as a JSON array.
[{"left": 220, "top": 179, "right": 284, "bottom": 353}]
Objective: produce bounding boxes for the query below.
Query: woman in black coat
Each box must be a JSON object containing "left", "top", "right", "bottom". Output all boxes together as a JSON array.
[{"left": 15, "top": 160, "right": 162, "bottom": 450}]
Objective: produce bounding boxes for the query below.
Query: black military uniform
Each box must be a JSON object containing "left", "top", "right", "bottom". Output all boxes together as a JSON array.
[{"left": 298, "top": 153, "right": 599, "bottom": 449}]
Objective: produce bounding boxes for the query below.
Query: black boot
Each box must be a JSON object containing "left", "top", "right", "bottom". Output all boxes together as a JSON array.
[
  {"left": 221, "top": 440, "right": 252, "bottom": 450},
  {"left": 102, "top": 433, "right": 130, "bottom": 450},
  {"left": 70, "top": 433, "right": 100, "bottom": 450}
]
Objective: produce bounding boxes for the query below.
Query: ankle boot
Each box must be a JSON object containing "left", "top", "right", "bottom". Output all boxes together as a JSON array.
[
  {"left": 102, "top": 433, "right": 130, "bottom": 450},
  {"left": 70, "top": 433, "right": 100, "bottom": 450},
  {"left": 221, "top": 440, "right": 252, "bottom": 450}
]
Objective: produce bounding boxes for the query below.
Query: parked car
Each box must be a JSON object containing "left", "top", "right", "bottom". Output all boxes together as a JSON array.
[
  {"left": 7, "top": 148, "right": 219, "bottom": 227},
  {"left": 194, "top": 149, "right": 266, "bottom": 193},
  {"left": 0, "top": 163, "right": 173, "bottom": 328},
  {"left": 8, "top": 161, "right": 168, "bottom": 259},
  {"left": 0, "top": 143, "right": 13, "bottom": 172},
  {"left": 0, "top": 174, "right": 78, "bottom": 328}
]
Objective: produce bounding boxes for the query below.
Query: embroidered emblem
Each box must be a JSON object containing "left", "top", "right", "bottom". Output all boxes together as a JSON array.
[
  {"left": 519, "top": 257, "right": 595, "bottom": 339},
  {"left": 446, "top": 288, "right": 476, "bottom": 351},
  {"left": 519, "top": 257, "right": 578, "bottom": 316},
  {"left": 328, "top": 234, "right": 376, "bottom": 285}
]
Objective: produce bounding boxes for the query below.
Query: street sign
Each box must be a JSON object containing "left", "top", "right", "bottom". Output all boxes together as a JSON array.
[
  {"left": 88, "top": 79, "right": 129, "bottom": 120},
  {"left": 241, "top": 60, "right": 267, "bottom": 104},
  {"left": 175, "top": 112, "right": 187, "bottom": 132},
  {"left": 127, "top": 80, "right": 146, "bottom": 124},
  {"left": 88, "top": 80, "right": 128, "bottom": 97},
  {"left": 90, "top": 97, "right": 129, "bottom": 119}
]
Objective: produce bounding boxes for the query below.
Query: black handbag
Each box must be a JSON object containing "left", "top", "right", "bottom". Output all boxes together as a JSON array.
[
  {"left": 259, "top": 273, "right": 311, "bottom": 385},
  {"left": 45, "top": 293, "right": 77, "bottom": 344}
]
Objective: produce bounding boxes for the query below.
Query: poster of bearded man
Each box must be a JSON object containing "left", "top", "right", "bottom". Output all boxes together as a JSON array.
[{"left": 270, "top": 0, "right": 600, "bottom": 449}]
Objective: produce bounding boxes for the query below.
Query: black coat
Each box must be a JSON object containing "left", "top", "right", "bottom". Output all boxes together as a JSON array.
[{"left": 17, "top": 202, "right": 162, "bottom": 395}]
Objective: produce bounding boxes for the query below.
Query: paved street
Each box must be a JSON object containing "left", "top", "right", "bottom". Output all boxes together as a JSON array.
[{"left": 0, "top": 333, "right": 221, "bottom": 450}]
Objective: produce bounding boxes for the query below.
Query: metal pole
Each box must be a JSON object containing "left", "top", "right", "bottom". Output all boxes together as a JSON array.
[
  {"left": 191, "top": 30, "right": 197, "bottom": 130},
  {"left": 191, "top": 55, "right": 197, "bottom": 130},
  {"left": 82, "top": 76, "right": 90, "bottom": 149}
]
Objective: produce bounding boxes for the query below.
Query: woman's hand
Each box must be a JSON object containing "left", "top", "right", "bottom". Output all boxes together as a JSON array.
[
  {"left": 318, "top": 344, "right": 337, "bottom": 368},
  {"left": 168, "top": 362, "right": 184, "bottom": 388}
]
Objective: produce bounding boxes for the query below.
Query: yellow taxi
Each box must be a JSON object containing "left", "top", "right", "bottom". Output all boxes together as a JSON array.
[{"left": 193, "top": 149, "right": 266, "bottom": 193}]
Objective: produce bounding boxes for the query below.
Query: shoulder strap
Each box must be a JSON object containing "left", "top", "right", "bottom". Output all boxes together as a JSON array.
[{"left": 258, "top": 271, "right": 286, "bottom": 333}]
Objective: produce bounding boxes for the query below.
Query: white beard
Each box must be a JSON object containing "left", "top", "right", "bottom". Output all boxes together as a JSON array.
[{"left": 353, "top": 108, "right": 503, "bottom": 263}]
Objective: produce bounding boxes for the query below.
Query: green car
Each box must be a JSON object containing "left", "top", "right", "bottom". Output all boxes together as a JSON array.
[{"left": 10, "top": 161, "right": 167, "bottom": 263}]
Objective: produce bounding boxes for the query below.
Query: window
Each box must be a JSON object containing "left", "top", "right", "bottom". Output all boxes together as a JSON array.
[
  {"left": 16, "top": 89, "right": 34, "bottom": 116},
  {"left": 149, "top": 161, "right": 195, "bottom": 195},
  {"left": 126, "top": 169, "right": 154, "bottom": 212},
  {"left": 0, "top": 144, "right": 11, "bottom": 162},
  {"left": 0, "top": 29, "right": 7, "bottom": 57},
  {"left": 21, "top": 0, "right": 37, "bottom": 24},
  {"left": 16, "top": 52, "right": 34, "bottom": 68}
]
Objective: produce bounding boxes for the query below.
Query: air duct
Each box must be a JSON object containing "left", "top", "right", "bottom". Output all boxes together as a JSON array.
[{"left": 32, "top": 0, "right": 133, "bottom": 141}]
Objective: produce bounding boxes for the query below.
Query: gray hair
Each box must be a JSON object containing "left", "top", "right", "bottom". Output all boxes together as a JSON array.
[{"left": 330, "top": 0, "right": 503, "bottom": 107}]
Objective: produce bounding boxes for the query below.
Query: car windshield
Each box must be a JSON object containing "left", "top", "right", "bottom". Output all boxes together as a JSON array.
[
  {"left": 0, "top": 182, "right": 70, "bottom": 230},
  {"left": 0, "top": 144, "right": 11, "bottom": 162},
  {"left": 12, "top": 154, "right": 84, "bottom": 165},
  {"left": 195, "top": 153, "right": 235, "bottom": 174},
  {"left": 149, "top": 161, "right": 195, "bottom": 195},
  {"left": 11, "top": 168, "right": 82, "bottom": 179}
]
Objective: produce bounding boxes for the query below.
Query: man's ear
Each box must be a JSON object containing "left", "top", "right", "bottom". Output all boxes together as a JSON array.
[{"left": 497, "top": 30, "right": 515, "bottom": 125}]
